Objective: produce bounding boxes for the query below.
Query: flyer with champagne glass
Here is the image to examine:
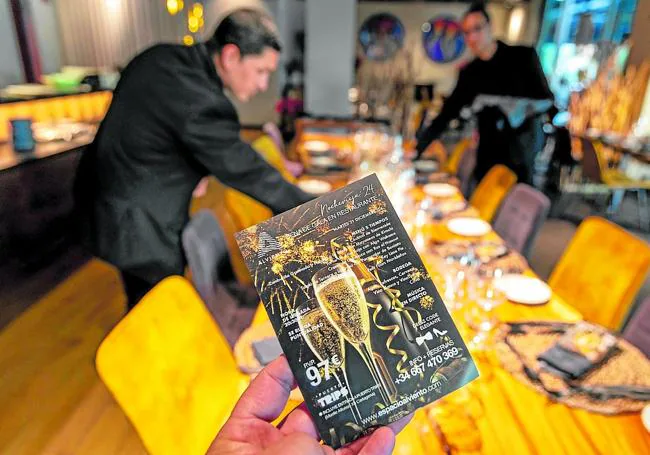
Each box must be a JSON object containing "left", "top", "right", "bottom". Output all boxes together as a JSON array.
[{"left": 235, "top": 174, "right": 478, "bottom": 448}]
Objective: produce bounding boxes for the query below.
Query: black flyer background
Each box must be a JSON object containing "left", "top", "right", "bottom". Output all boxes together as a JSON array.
[{"left": 235, "top": 174, "right": 478, "bottom": 448}]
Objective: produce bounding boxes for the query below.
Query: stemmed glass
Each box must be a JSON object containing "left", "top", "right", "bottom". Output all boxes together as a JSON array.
[
  {"left": 312, "top": 262, "right": 396, "bottom": 405},
  {"left": 465, "top": 267, "right": 505, "bottom": 351},
  {"left": 441, "top": 249, "right": 477, "bottom": 314},
  {"left": 296, "top": 298, "right": 361, "bottom": 423}
]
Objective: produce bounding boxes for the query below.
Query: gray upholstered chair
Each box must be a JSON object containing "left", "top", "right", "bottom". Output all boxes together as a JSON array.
[
  {"left": 182, "top": 209, "right": 257, "bottom": 346},
  {"left": 623, "top": 296, "right": 650, "bottom": 358},
  {"left": 492, "top": 184, "right": 551, "bottom": 259}
]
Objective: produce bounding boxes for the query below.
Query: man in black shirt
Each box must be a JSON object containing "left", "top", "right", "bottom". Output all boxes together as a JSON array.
[
  {"left": 416, "top": 3, "right": 554, "bottom": 185},
  {"left": 75, "top": 9, "right": 313, "bottom": 308}
]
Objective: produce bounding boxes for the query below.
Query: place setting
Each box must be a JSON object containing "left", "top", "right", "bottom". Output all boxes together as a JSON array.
[{"left": 495, "top": 321, "right": 650, "bottom": 414}]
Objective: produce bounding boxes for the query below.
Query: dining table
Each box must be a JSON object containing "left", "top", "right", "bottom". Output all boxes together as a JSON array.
[{"left": 238, "top": 128, "right": 650, "bottom": 455}]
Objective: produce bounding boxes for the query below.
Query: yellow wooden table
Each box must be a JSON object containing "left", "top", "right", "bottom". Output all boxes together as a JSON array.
[{"left": 242, "top": 134, "right": 650, "bottom": 454}]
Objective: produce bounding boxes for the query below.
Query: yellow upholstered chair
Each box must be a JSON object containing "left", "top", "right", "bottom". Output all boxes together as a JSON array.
[
  {"left": 78, "top": 93, "right": 95, "bottom": 122},
  {"left": 251, "top": 302, "right": 270, "bottom": 326},
  {"left": 548, "top": 216, "right": 650, "bottom": 330},
  {"left": 0, "top": 105, "right": 13, "bottom": 142},
  {"left": 225, "top": 190, "right": 272, "bottom": 231},
  {"left": 444, "top": 138, "right": 472, "bottom": 175},
  {"left": 469, "top": 164, "right": 517, "bottom": 222},
  {"left": 224, "top": 134, "right": 294, "bottom": 232},
  {"left": 28, "top": 100, "right": 53, "bottom": 123},
  {"left": 96, "top": 276, "right": 250, "bottom": 455},
  {"left": 251, "top": 134, "right": 295, "bottom": 182},
  {"left": 48, "top": 97, "right": 67, "bottom": 120},
  {"left": 421, "top": 140, "right": 447, "bottom": 164},
  {"left": 62, "top": 95, "right": 83, "bottom": 121}
]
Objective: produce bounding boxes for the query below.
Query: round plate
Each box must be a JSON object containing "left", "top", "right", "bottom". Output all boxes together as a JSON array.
[
  {"left": 414, "top": 160, "right": 439, "bottom": 173},
  {"left": 303, "top": 140, "right": 330, "bottom": 153},
  {"left": 494, "top": 274, "right": 552, "bottom": 305},
  {"left": 309, "top": 156, "right": 338, "bottom": 168},
  {"left": 643, "top": 405, "right": 650, "bottom": 433},
  {"left": 298, "top": 179, "right": 332, "bottom": 195},
  {"left": 423, "top": 183, "right": 458, "bottom": 198},
  {"left": 446, "top": 217, "right": 492, "bottom": 237}
]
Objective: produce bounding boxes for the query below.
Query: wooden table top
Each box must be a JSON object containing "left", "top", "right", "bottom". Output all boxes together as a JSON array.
[{"left": 251, "top": 131, "right": 650, "bottom": 454}]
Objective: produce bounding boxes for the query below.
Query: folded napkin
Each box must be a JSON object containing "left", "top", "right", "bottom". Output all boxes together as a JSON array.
[
  {"left": 252, "top": 337, "right": 284, "bottom": 366},
  {"left": 537, "top": 322, "right": 617, "bottom": 380}
]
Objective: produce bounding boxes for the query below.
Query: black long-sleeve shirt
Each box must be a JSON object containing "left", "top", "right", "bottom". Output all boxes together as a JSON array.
[{"left": 416, "top": 41, "right": 554, "bottom": 183}]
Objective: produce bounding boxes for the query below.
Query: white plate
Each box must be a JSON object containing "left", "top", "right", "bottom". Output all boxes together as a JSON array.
[
  {"left": 309, "top": 156, "right": 338, "bottom": 168},
  {"left": 446, "top": 217, "right": 492, "bottom": 237},
  {"left": 643, "top": 405, "right": 650, "bottom": 433},
  {"left": 423, "top": 183, "right": 458, "bottom": 198},
  {"left": 298, "top": 179, "right": 332, "bottom": 194},
  {"left": 414, "top": 160, "right": 439, "bottom": 172},
  {"left": 303, "top": 140, "right": 330, "bottom": 152},
  {"left": 494, "top": 274, "right": 552, "bottom": 305}
]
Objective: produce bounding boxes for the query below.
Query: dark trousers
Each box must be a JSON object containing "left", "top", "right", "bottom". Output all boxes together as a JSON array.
[{"left": 120, "top": 271, "right": 161, "bottom": 310}]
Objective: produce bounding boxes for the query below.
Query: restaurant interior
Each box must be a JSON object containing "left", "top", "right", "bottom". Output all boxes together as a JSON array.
[{"left": 1, "top": 0, "right": 650, "bottom": 453}]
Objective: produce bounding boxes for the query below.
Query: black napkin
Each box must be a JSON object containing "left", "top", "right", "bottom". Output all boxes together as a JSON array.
[
  {"left": 537, "top": 345, "right": 597, "bottom": 380},
  {"left": 538, "top": 343, "right": 620, "bottom": 381}
]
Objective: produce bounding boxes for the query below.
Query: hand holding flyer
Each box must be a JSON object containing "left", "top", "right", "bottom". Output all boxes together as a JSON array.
[{"left": 235, "top": 174, "right": 478, "bottom": 448}]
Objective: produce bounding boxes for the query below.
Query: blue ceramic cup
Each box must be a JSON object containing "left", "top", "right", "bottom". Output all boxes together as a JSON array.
[{"left": 11, "top": 118, "right": 35, "bottom": 152}]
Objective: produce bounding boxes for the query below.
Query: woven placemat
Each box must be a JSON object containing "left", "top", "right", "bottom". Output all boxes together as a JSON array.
[{"left": 495, "top": 323, "right": 650, "bottom": 414}]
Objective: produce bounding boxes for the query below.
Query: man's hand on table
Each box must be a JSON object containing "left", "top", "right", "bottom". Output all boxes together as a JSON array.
[{"left": 207, "top": 356, "right": 413, "bottom": 455}]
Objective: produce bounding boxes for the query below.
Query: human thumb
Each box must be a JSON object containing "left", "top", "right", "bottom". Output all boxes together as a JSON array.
[{"left": 263, "top": 432, "right": 331, "bottom": 455}]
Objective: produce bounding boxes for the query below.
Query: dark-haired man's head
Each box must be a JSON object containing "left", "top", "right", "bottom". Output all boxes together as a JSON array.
[
  {"left": 207, "top": 9, "right": 281, "bottom": 102},
  {"left": 462, "top": 2, "right": 495, "bottom": 60}
]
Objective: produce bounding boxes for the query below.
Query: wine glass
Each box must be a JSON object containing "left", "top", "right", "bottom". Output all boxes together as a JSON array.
[
  {"left": 296, "top": 298, "right": 361, "bottom": 423},
  {"left": 465, "top": 268, "right": 505, "bottom": 351},
  {"left": 312, "top": 263, "right": 396, "bottom": 405},
  {"left": 441, "top": 250, "right": 476, "bottom": 314}
]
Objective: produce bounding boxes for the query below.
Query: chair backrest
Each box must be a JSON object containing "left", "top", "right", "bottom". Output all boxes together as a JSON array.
[
  {"left": 189, "top": 178, "right": 252, "bottom": 285},
  {"left": 469, "top": 164, "right": 518, "bottom": 222},
  {"left": 182, "top": 210, "right": 259, "bottom": 345},
  {"left": 422, "top": 140, "right": 447, "bottom": 163},
  {"left": 252, "top": 135, "right": 295, "bottom": 183},
  {"left": 549, "top": 217, "right": 650, "bottom": 330},
  {"left": 225, "top": 189, "right": 273, "bottom": 232},
  {"left": 444, "top": 138, "right": 472, "bottom": 174},
  {"left": 623, "top": 296, "right": 650, "bottom": 358},
  {"left": 221, "top": 135, "right": 283, "bottom": 233},
  {"left": 262, "top": 122, "right": 285, "bottom": 155},
  {"left": 492, "top": 184, "right": 551, "bottom": 259},
  {"left": 96, "top": 276, "right": 249, "bottom": 455},
  {"left": 182, "top": 210, "right": 232, "bottom": 304},
  {"left": 580, "top": 138, "right": 604, "bottom": 184},
  {"left": 456, "top": 145, "right": 477, "bottom": 198}
]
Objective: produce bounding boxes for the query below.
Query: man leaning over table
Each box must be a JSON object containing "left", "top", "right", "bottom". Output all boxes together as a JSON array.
[{"left": 74, "top": 8, "right": 312, "bottom": 310}]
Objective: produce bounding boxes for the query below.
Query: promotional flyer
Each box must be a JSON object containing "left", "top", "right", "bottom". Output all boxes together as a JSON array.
[{"left": 235, "top": 174, "right": 478, "bottom": 448}]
